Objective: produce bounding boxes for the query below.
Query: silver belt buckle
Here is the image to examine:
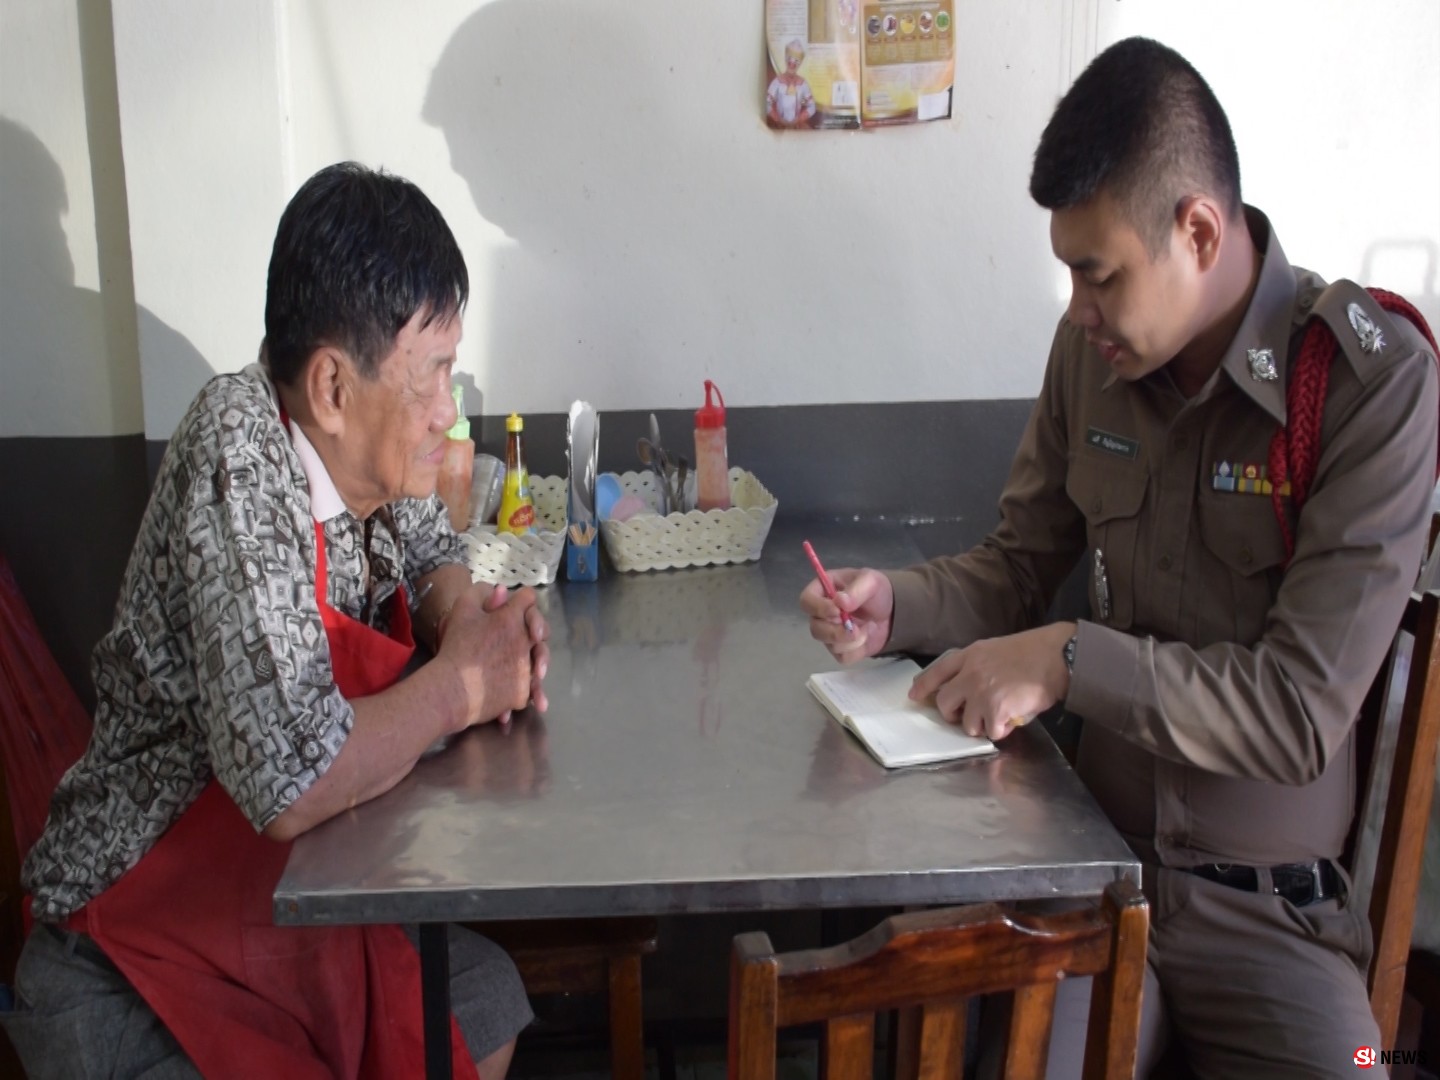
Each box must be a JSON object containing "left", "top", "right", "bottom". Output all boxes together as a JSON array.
[{"left": 1273, "top": 861, "right": 1324, "bottom": 905}]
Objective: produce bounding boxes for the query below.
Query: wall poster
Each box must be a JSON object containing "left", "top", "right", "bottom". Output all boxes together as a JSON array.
[{"left": 764, "top": 0, "right": 954, "bottom": 130}]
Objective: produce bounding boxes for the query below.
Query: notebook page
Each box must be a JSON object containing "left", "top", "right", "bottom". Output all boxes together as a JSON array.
[
  {"left": 807, "top": 658, "right": 923, "bottom": 720},
  {"left": 808, "top": 658, "right": 996, "bottom": 768},
  {"left": 844, "top": 709, "right": 995, "bottom": 768}
]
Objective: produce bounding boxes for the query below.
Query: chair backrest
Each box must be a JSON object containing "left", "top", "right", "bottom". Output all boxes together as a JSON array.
[
  {"left": 0, "top": 552, "right": 93, "bottom": 983},
  {"left": 727, "top": 880, "right": 1148, "bottom": 1080},
  {"left": 1348, "top": 580, "right": 1440, "bottom": 1049}
]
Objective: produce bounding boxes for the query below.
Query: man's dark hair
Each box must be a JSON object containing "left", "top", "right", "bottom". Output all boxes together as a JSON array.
[
  {"left": 1029, "top": 37, "right": 1242, "bottom": 254},
  {"left": 263, "top": 162, "right": 468, "bottom": 385}
]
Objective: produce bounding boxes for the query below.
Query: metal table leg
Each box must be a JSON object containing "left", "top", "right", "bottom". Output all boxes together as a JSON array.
[{"left": 420, "top": 922, "right": 452, "bottom": 1080}]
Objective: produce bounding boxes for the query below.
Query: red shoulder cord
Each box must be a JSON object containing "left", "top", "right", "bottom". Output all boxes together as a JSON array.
[{"left": 1268, "top": 288, "right": 1440, "bottom": 564}]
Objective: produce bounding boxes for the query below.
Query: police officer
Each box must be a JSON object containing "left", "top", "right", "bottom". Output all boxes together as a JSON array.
[{"left": 801, "top": 37, "right": 1439, "bottom": 1079}]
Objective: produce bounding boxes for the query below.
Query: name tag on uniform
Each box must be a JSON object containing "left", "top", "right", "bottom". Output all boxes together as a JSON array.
[
  {"left": 1085, "top": 427, "right": 1138, "bottom": 460},
  {"left": 1212, "top": 460, "right": 1290, "bottom": 497}
]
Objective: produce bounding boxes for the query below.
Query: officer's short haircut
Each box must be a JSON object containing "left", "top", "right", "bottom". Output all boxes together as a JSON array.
[
  {"left": 264, "top": 162, "right": 468, "bottom": 386},
  {"left": 1029, "top": 37, "right": 1242, "bottom": 256}
]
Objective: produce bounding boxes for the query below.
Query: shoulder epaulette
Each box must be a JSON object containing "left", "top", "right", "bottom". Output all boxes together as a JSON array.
[
  {"left": 1305, "top": 279, "right": 1411, "bottom": 384},
  {"left": 1271, "top": 282, "right": 1440, "bottom": 565}
]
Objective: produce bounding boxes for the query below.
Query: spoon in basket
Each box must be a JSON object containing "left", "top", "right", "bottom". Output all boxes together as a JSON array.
[{"left": 635, "top": 437, "right": 671, "bottom": 515}]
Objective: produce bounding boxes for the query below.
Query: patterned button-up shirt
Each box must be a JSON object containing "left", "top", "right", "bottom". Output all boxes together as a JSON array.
[{"left": 25, "top": 365, "right": 464, "bottom": 920}]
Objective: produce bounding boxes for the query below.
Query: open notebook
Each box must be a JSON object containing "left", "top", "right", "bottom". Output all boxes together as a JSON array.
[{"left": 807, "top": 657, "right": 997, "bottom": 769}]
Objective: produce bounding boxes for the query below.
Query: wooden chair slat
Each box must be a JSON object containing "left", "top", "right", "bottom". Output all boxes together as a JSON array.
[
  {"left": 729, "top": 880, "right": 1148, "bottom": 1080},
  {"left": 824, "top": 1014, "right": 874, "bottom": 1080},
  {"left": 467, "top": 916, "right": 658, "bottom": 1080},
  {"left": 1350, "top": 559, "right": 1440, "bottom": 1048},
  {"left": 728, "top": 933, "right": 780, "bottom": 1080},
  {"left": 607, "top": 952, "right": 647, "bottom": 1080},
  {"left": 915, "top": 1000, "right": 966, "bottom": 1080},
  {"left": 1367, "top": 589, "right": 1440, "bottom": 1046},
  {"left": 1004, "top": 982, "right": 1057, "bottom": 1080},
  {"left": 1082, "top": 884, "right": 1149, "bottom": 1080}
]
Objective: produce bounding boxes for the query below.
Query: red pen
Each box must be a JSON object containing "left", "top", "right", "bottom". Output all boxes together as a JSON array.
[{"left": 802, "top": 540, "right": 856, "bottom": 635}]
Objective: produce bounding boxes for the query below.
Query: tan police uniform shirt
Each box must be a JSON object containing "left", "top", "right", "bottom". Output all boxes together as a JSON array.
[{"left": 885, "top": 208, "right": 1439, "bottom": 869}]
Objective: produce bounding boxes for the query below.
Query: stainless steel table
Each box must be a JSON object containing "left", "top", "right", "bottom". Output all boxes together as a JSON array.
[{"left": 274, "top": 521, "right": 1138, "bottom": 1076}]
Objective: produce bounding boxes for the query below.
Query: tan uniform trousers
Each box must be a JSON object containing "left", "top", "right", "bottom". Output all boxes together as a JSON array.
[{"left": 1039, "top": 867, "right": 1379, "bottom": 1079}]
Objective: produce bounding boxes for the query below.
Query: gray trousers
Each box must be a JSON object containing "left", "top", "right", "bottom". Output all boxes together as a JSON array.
[
  {"left": 1036, "top": 867, "right": 1380, "bottom": 1080},
  {"left": 1, "top": 922, "right": 532, "bottom": 1079}
]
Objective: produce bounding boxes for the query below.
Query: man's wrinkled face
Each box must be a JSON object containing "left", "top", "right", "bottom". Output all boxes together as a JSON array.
[
  {"left": 1050, "top": 191, "right": 1202, "bottom": 383},
  {"left": 338, "top": 309, "right": 461, "bottom": 514}
]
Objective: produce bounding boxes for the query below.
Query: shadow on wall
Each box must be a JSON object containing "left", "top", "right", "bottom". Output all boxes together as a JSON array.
[
  {"left": 0, "top": 118, "right": 211, "bottom": 708},
  {"left": 419, "top": 0, "right": 925, "bottom": 413},
  {"left": 0, "top": 118, "right": 214, "bottom": 434}
]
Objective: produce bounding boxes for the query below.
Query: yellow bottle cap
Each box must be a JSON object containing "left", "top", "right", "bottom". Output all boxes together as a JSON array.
[{"left": 506, "top": 412, "right": 524, "bottom": 433}]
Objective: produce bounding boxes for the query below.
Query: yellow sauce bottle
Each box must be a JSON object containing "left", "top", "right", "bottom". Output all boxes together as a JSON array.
[{"left": 497, "top": 412, "right": 536, "bottom": 535}]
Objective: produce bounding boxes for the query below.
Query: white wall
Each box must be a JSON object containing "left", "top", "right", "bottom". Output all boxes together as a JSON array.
[
  {"left": 0, "top": 0, "right": 143, "bottom": 437},
  {"left": 3, "top": 0, "right": 1437, "bottom": 438},
  {"left": 1098, "top": 1, "right": 1440, "bottom": 321},
  {"left": 109, "top": 0, "right": 290, "bottom": 437}
]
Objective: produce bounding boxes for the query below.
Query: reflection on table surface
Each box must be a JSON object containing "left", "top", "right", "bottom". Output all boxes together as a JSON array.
[{"left": 275, "top": 520, "right": 1137, "bottom": 926}]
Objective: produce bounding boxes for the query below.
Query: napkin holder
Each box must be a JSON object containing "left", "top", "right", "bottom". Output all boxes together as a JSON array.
[{"left": 565, "top": 400, "right": 601, "bottom": 583}]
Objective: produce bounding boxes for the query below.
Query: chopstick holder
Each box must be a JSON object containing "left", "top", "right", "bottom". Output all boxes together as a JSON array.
[{"left": 566, "top": 522, "right": 600, "bottom": 581}]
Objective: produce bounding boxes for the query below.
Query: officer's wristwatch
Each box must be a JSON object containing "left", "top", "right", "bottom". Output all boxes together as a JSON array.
[{"left": 1063, "top": 632, "right": 1078, "bottom": 676}]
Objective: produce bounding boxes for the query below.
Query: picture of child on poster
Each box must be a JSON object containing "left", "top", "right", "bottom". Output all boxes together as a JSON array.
[{"left": 763, "top": 0, "right": 955, "bottom": 130}]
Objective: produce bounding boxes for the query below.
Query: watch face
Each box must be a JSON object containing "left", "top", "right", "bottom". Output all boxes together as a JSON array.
[{"left": 1064, "top": 635, "right": 1077, "bottom": 673}]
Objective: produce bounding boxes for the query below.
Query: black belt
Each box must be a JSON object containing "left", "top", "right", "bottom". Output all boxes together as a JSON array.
[{"left": 1184, "top": 859, "right": 1342, "bottom": 907}]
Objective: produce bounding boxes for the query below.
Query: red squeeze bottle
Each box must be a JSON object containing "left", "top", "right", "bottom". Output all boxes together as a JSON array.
[{"left": 694, "top": 380, "right": 730, "bottom": 511}]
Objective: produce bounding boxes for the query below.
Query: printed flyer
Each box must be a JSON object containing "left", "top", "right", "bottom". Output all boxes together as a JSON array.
[
  {"left": 764, "top": 0, "right": 954, "bottom": 130},
  {"left": 859, "top": 1, "right": 955, "bottom": 125},
  {"left": 764, "top": 0, "right": 862, "bottom": 129}
]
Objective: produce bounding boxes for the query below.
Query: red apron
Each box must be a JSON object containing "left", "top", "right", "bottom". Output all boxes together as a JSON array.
[{"left": 63, "top": 520, "right": 478, "bottom": 1079}]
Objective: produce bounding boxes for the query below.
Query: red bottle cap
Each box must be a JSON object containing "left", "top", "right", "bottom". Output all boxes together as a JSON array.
[{"left": 695, "top": 380, "right": 726, "bottom": 430}]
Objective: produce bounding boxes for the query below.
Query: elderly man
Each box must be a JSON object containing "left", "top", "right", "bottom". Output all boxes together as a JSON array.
[
  {"left": 3, "top": 162, "right": 546, "bottom": 1079},
  {"left": 802, "top": 38, "right": 1438, "bottom": 1079}
]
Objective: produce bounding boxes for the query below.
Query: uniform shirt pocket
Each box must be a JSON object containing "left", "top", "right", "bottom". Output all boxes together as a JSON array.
[
  {"left": 1067, "top": 459, "right": 1149, "bottom": 630},
  {"left": 1195, "top": 490, "right": 1288, "bottom": 645}
]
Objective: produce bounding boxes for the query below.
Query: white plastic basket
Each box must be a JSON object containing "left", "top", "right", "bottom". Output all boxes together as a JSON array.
[
  {"left": 600, "top": 468, "right": 778, "bottom": 572},
  {"left": 461, "top": 475, "right": 567, "bottom": 587}
]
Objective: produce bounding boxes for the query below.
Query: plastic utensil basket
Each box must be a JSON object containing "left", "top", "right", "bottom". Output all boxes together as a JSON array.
[
  {"left": 461, "top": 475, "right": 567, "bottom": 587},
  {"left": 600, "top": 468, "right": 778, "bottom": 572}
]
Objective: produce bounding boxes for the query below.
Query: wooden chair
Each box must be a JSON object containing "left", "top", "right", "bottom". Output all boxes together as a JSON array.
[
  {"left": 1395, "top": 520, "right": 1440, "bottom": 1070},
  {"left": 471, "top": 916, "right": 659, "bottom": 1080},
  {"left": 727, "top": 879, "right": 1148, "bottom": 1080},
  {"left": 1399, "top": 949, "right": 1440, "bottom": 1079},
  {"left": 1348, "top": 568, "right": 1440, "bottom": 1049},
  {"left": 0, "top": 762, "right": 23, "bottom": 991},
  {"left": 0, "top": 753, "right": 27, "bottom": 1079},
  {"left": 0, "top": 551, "right": 95, "bottom": 1080}
]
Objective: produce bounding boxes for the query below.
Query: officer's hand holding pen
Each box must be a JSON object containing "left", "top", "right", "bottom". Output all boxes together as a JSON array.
[{"left": 799, "top": 565, "right": 894, "bottom": 663}]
